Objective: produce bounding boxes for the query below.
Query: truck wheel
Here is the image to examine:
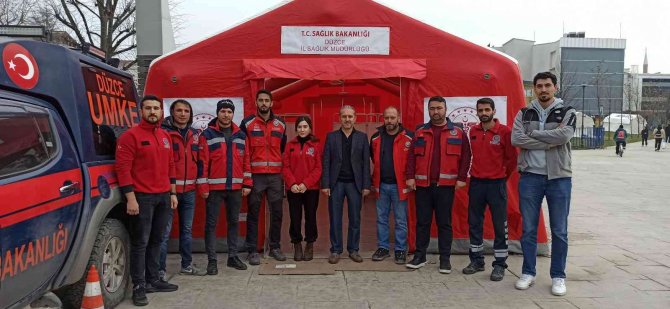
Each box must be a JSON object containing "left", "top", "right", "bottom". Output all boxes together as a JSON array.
[{"left": 57, "top": 218, "right": 130, "bottom": 308}]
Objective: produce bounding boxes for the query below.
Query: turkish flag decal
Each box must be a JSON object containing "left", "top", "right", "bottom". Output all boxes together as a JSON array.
[{"left": 3, "top": 43, "right": 40, "bottom": 90}]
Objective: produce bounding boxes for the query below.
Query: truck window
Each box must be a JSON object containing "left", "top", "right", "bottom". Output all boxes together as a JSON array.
[
  {"left": 0, "top": 103, "right": 58, "bottom": 178},
  {"left": 81, "top": 64, "right": 138, "bottom": 156}
]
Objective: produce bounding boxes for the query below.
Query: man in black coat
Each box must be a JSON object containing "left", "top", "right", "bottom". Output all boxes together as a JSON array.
[
  {"left": 641, "top": 126, "right": 648, "bottom": 147},
  {"left": 321, "top": 105, "right": 371, "bottom": 264}
]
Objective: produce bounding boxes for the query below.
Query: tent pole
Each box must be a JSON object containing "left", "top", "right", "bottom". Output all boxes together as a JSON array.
[{"left": 399, "top": 77, "right": 403, "bottom": 121}]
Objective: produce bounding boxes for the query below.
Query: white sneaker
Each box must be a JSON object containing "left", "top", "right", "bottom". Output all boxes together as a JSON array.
[
  {"left": 515, "top": 274, "right": 536, "bottom": 290},
  {"left": 551, "top": 278, "right": 567, "bottom": 296}
]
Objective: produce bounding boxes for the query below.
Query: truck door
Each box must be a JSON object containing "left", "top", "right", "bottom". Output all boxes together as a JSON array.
[{"left": 0, "top": 98, "right": 83, "bottom": 308}]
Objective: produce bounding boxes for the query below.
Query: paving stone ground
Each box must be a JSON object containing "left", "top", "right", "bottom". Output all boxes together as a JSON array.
[{"left": 117, "top": 142, "right": 670, "bottom": 308}]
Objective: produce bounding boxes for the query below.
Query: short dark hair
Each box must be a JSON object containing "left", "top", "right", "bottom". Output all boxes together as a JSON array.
[
  {"left": 533, "top": 72, "right": 558, "bottom": 86},
  {"left": 140, "top": 94, "right": 162, "bottom": 108},
  {"left": 170, "top": 99, "right": 192, "bottom": 113},
  {"left": 256, "top": 89, "right": 272, "bottom": 101},
  {"left": 427, "top": 96, "right": 446, "bottom": 107},
  {"left": 476, "top": 97, "right": 495, "bottom": 110}
]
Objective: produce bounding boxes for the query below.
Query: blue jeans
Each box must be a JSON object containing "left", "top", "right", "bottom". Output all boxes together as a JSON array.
[
  {"left": 376, "top": 183, "right": 408, "bottom": 251},
  {"left": 160, "top": 190, "right": 196, "bottom": 270},
  {"left": 519, "top": 173, "right": 571, "bottom": 278},
  {"left": 328, "top": 181, "right": 362, "bottom": 254}
]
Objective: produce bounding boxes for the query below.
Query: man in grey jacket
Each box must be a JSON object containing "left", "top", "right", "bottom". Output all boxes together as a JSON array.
[{"left": 511, "top": 72, "right": 576, "bottom": 297}]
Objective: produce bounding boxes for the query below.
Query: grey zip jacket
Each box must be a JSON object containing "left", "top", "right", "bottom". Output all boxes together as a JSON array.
[{"left": 511, "top": 98, "right": 576, "bottom": 179}]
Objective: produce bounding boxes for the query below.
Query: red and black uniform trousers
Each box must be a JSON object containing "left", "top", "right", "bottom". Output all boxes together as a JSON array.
[
  {"left": 468, "top": 178, "right": 509, "bottom": 268},
  {"left": 467, "top": 119, "right": 516, "bottom": 268}
]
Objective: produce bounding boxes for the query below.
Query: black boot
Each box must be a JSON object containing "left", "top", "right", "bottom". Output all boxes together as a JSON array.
[
  {"left": 227, "top": 256, "right": 248, "bottom": 270},
  {"left": 207, "top": 260, "right": 218, "bottom": 275},
  {"left": 132, "top": 285, "right": 149, "bottom": 306}
]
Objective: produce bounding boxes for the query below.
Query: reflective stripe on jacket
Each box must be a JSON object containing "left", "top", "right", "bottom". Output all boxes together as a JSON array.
[
  {"left": 241, "top": 113, "right": 287, "bottom": 174},
  {"left": 197, "top": 122, "right": 252, "bottom": 193}
]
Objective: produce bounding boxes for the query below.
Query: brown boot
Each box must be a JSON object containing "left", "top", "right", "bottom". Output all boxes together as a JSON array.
[
  {"left": 303, "top": 242, "right": 314, "bottom": 261},
  {"left": 328, "top": 253, "right": 340, "bottom": 264},
  {"left": 293, "top": 243, "right": 303, "bottom": 261}
]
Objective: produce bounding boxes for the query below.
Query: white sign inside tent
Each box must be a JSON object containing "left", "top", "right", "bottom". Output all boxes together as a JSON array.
[
  {"left": 423, "top": 96, "right": 508, "bottom": 133},
  {"left": 163, "top": 97, "right": 244, "bottom": 133},
  {"left": 281, "top": 26, "right": 390, "bottom": 55}
]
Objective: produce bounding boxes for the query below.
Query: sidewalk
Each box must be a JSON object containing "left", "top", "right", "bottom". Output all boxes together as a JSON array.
[{"left": 117, "top": 142, "right": 670, "bottom": 308}]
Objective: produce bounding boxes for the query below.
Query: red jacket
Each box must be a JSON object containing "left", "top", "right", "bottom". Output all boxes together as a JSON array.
[
  {"left": 115, "top": 119, "right": 176, "bottom": 194},
  {"left": 469, "top": 119, "right": 517, "bottom": 180},
  {"left": 197, "top": 121, "right": 252, "bottom": 194},
  {"left": 406, "top": 120, "right": 471, "bottom": 187},
  {"left": 162, "top": 117, "right": 199, "bottom": 193},
  {"left": 282, "top": 136, "right": 322, "bottom": 190},
  {"left": 370, "top": 126, "right": 413, "bottom": 200},
  {"left": 241, "top": 113, "right": 287, "bottom": 174}
]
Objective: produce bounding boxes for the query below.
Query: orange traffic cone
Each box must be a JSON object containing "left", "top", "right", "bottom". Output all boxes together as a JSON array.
[{"left": 81, "top": 264, "right": 105, "bottom": 309}]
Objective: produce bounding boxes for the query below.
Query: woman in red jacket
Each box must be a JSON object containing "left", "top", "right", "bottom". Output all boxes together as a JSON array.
[{"left": 282, "top": 116, "right": 322, "bottom": 261}]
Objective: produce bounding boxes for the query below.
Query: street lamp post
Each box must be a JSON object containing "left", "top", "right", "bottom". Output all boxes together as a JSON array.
[{"left": 581, "top": 84, "right": 587, "bottom": 148}]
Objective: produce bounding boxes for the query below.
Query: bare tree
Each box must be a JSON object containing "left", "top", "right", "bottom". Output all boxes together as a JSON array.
[
  {"left": 168, "top": 0, "right": 185, "bottom": 47},
  {"left": 0, "top": 0, "right": 36, "bottom": 25},
  {"left": 557, "top": 61, "right": 582, "bottom": 107},
  {"left": 623, "top": 73, "right": 643, "bottom": 134},
  {"left": 28, "top": 2, "right": 60, "bottom": 32},
  {"left": 50, "top": 0, "right": 137, "bottom": 70},
  {"left": 588, "top": 61, "right": 616, "bottom": 134}
]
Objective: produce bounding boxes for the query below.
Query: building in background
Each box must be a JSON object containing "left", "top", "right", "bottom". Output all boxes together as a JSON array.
[
  {"left": 136, "top": 0, "right": 176, "bottom": 95},
  {"left": 624, "top": 57, "right": 670, "bottom": 129},
  {"left": 495, "top": 33, "right": 626, "bottom": 118}
]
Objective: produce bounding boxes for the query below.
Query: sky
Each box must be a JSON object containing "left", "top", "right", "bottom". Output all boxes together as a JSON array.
[{"left": 175, "top": 0, "right": 670, "bottom": 73}]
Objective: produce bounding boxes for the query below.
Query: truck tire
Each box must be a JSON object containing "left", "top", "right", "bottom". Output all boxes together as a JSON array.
[{"left": 57, "top": 218, "right": 130, "bottom": 308}]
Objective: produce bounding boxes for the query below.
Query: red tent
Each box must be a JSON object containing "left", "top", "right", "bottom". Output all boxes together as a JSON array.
[{"left": 145, "top": 0, "right": 549, "bottom": 255}]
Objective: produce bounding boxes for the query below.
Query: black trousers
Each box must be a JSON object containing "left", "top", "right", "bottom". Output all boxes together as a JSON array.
[
  {"left": 205, "top": 190, "right": 242, "bottom": 260},
  {"left": 641, "top": 137, "right": 648, "bottom": 146},
  {"left": 655, "top": 138, "right": 663, "bottom": 150},
  {"left": 128, "top": 192, "right": 171, "bottom": 287},
  {"left": 615, "top": 141, "right": 626, "bottom": 155},
  {"left": 287, "top": 190, "right": 320, "bottom": 243},
  {"left": 414, "top": 184, "right": 455, "bottom": 262},
  {"left": 468, "top": 178, "right": 508, "bottom": 268},
  {"left": 246, "top": 173, "right": 284, "bottom": 251}
]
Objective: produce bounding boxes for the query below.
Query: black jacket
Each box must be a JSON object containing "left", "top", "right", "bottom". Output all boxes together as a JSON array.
[{"left": 321, "top": 129, "right": 371, "bottom": 192}]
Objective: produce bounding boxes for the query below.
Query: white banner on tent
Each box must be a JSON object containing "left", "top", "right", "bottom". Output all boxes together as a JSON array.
[
  {"left": 281, "top": 26, "right": 390, "bottom": 55},
  {"left": 163, "top": 97, "right": 244, "bottom": 132},
  {"left": 423, "top": 96, "right": 508, "bottom": 133}
]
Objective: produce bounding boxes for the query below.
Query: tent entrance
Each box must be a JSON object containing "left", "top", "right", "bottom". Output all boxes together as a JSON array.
[{"left": 274, "top": 79, "right": 404, "bottom": 257}]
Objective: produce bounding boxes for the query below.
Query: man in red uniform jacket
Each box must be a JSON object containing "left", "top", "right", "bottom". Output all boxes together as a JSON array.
[
  {"left": 197, "top": 99, "right": 252, "bottom": 274},
  {"left": 462, "top": 98, "right": 517, "bottom": 282},
  {"left": 405, "top": 96, "right": 471, "bottom": 274},
  {"left": 370, "top": 106, "right": 413, "bottom": 264},
  {"left": 240, "top": 89, "right": 287, "bottom": 264},
  {"left": 115, "top": 95, "right": 179, "bottom": 306},
  {"left": 158, "top": 99, "right": 207, "bottom": 279}
]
